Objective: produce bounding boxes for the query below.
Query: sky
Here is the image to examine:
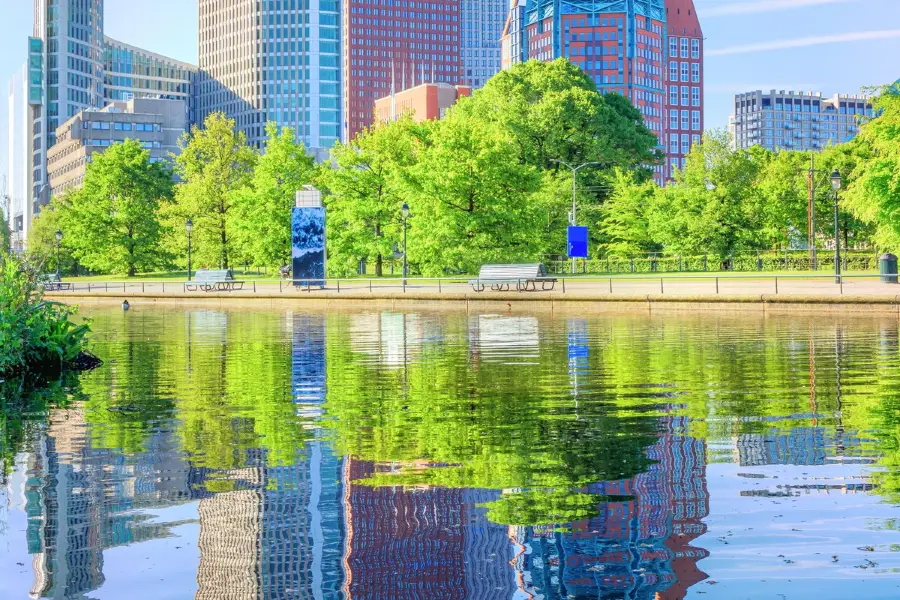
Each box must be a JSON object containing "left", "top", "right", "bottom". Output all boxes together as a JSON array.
[{"left": 1, "top": 0, "right": 899, "bottom": 191}]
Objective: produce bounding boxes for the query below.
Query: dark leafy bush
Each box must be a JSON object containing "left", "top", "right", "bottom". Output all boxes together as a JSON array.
[{"left": 0, "top": 253, "right": 90, "bottom": 377}]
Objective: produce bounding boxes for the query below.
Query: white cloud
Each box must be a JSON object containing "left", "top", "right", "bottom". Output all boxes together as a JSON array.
[
  {"left": 701, "top": 0, "right": 856, "bottom": 17},
  {"left": 707, "top": 29, "right": 900, "bottom": 56}
]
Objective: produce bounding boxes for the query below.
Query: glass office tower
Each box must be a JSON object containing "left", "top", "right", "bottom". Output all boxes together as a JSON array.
[{"left": 198, "top": 0, "right": 342, "bottom": 158}]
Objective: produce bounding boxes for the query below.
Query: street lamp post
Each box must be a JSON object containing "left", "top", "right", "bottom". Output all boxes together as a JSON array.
[
  {"left": 401, "top": 203, "right": 410, "bottom": 287},
  {"left": 186, "top": 218, "right": 193, "bottom": 281},
  {"left": 55, "top": 229, "right": 62, "bottom": 278},
  {"left": 553, "top": 160, "right": 599, "bottom": 274},
  {"left": 831, "top": 169, "right": 842, "bottom": 284}
]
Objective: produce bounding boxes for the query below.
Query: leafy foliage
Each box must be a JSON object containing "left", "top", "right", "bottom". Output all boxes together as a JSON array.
[
  {"left": 232, "top": 122, "right": 316, "bottom": 268},
  {"left": 0, "top": 253, "right": 90, "bottom": 377},
  {"left": 57, "top": 139, "right": 174, "bottom": 276},
  {"left": 169, "top": 112, "right": 257, "bottom": 270}
]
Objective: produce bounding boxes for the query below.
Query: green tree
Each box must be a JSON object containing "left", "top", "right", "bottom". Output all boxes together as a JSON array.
[
  {"left": 232, "top": 122, "right": 316, "bottom": 269},
  {"left": 170, "top": 112, "right": 257, "bottom": 269},
  {"left": 26, "top": 206, "right": 77, "bottom": 275},
  {"left": 649, "top": 131, "right": 765, "bottom": 260},
  {"left": 600, "top": 168, "right": 658, "bottom": 256},
  {"left": 56, "top": 139, "right": 173, "bottom": 276},
  {"left": 320, "top": 116, "right": 424, "bottom": 277},
  {"left": 407, "top": 107, "right": 543, "bottom": 275}
]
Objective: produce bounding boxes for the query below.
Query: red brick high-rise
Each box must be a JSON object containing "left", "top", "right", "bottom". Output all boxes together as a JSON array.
[
  {"left": 663, "top": 0, "right": 704, "bottom": 181},
  {"left": 342, "top": 0, "right": 463, "bottom": 142}
]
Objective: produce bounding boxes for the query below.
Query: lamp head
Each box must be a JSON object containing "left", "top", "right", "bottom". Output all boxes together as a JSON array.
[
  {"left": 55, "top": 230, "right": 63, "bottom": 242},
  {"left": 831, "top": 169, "right": 842, "bottom": 191},
  {"left": 186, "top": 218, "right": 193, "bottom": 233},
  {"left": 401, "top": 203, "right": 410, "bottom": 219}
]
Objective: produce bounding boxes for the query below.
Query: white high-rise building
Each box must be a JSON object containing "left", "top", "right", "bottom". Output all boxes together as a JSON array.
[
  {"left": 197, "top": 0, "right": 341, "bottom": 157},
  {"left": 8, "top": 64, "right": 30, "bottom": 253},
  {"left": 461, "top": 0, "right": 507, "bottom": 89}
]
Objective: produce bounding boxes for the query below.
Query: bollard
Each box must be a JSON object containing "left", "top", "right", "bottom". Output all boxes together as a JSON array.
[
  {"left": 562, "top": 278, "right": 566, "bottom": 294},
  {"left": 142, "top": 283, "right": 145, "bottom": 293},
  {"left": 337, "top": 280, "right": 341, "bottom": 293},
  {"left": 715, "top": 277, "right": 719, "bottom": 294},
  {"left": 280, "top": 280, "right": 282, "bottom": 293},
  {"left": 660, "top": 278, "right": 664, "bottom": 294},
  {"left": 88, "top": 283, "right": 91, "bottom": 292},
  {"left": 840, "top": 275, "right": 843, "bottom": 295},
  {"left": 438, "top": 279, "right": 442, "bottom": 293},
  {"left": 775, "top": 276, "right": 778, "bottom": 294},
  {"left": 162, "top": 282, "right": 165, "bottom": 293},
  {"left": 609, "top": 278, "right": 612, "bottom": 294},
  {"left": 369, "top": 279, "right": 373, "bottom": 293},
  {"left": 253, "top": 282, "right": 256, "bottom": 293}
]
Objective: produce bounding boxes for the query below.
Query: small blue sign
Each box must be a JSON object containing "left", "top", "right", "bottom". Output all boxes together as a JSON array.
[{"left": 568, "top": 226, "right": 589, "bottom": 259}]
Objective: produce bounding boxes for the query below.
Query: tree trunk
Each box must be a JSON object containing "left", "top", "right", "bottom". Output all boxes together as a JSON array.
[
  {"left": 221, "top": 227, "right": 229, "bottom": 269},
  {"left": 376, "top": 254, "right": 383, "bottom": 277}
]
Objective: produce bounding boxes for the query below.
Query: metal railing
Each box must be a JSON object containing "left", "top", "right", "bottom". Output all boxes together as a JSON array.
[{"left": 44, "top": 272, "right": 900, "bottom": 297}]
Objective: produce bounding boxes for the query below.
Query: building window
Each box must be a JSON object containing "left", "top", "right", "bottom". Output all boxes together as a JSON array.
[
  {"left": 692, "top": 134, "right": 701, "bottom": 146},
  {"left": 670, "top": 86, "right": 678, "bottom": 105},
  {"left": 692, "top": 87, "right": 700, "bottom": 107},
  {"left": 691, "top": 63, "right": 700, "bottom": 83},
  {"left": 680, "top": 62, "right": 689, "bottom": 82},
  {"left": 681, "top": 134, "right": 690, "bottom": 154},
  {"left": 681, "top": 86, "right": 689, "bottom": 106},
  {"left": 692, "top": 110, "right": 701, "bottom": 130},
  {"left": 680, "top": 38, "right": 689, "bottom": 58},
  {"left": 669, "top": 134, "right": 678, "bottom": 154},
  {"left": 670, "top": 109, "right": 678, "bottom": 129},
  {"left": 691, "top": 39, "right": 700, "bottom": 59},
  {"left": 669, "top": 61, "right": 677, "bottom": 81},
  {"left": 681, "top": 110, "right": 690, "bottom": 130},
  {"left": 670, "top": 36, "right": 678, "bottom": 57}
]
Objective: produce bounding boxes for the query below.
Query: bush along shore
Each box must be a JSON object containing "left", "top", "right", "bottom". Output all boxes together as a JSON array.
[{"left": 0, "top": 254, "right": 100, "bottom": 383}]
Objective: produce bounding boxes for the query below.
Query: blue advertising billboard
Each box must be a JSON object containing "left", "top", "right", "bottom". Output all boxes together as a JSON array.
[
  {"left": 567, "top": 226, "right": 588, "bottom": 259},
  {"left": 292, "top": 206, "right": 326, "bottom": 288}
]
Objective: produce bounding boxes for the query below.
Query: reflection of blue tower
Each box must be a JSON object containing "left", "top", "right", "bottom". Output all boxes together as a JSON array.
[
  {"left": 462, "top": 489, "right": 516, "bottom": 599},
  {"left": 513, "top": 416, "right": 710, "bottom": 600},
  {"left": 264, "top": 312, "right": 344, "bottom": 599}
]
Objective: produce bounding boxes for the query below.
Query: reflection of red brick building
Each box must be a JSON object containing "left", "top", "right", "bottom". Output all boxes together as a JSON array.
[
  {"left": 342, "top": 0, "right": 463, "bottom": 141},
  {"left": 342, "top": 459, "right": 467, "bottom": 599}
]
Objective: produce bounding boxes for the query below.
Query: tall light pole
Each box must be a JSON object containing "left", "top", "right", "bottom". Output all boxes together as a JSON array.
[
  {"left": 831, "top": 169, "right": 842, "bottom": 284},
  {"left": 401, "top": 203, "right": 410, "bottom": 286},
  {"left": 553, "top": 160, "right": 599, "bottom": 274},
  {"left": 186, "top": 218, "right": 193, "bottom": 281},
  {"left": 55, "top": 229, "right": 62, "bottom": 278}
]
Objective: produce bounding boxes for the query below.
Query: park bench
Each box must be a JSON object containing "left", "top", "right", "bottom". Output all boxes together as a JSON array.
[
  {"left": 38, "top": 274, "right": 72, "bottom": 292},
  {"left": 184, "top": 270, "right": 245, "bottom": 292},
  {"left": 469, "top": 264, "right": 557, "bottom": 292}
]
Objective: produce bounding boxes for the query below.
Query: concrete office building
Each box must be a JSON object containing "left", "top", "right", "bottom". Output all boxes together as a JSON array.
[
  {"left": 47, "top": 98, "right": 187, "bottom": 196},
  {"left": 373, "top": 82, "right": 471, "bottom": 125},
  {"left": 7, "top": 65, "right": 30, "bottom": 254},
  {"left": 104, "top": 37, "right": 198, "bottom": 125},
  {"left": 730, "top": 89, "right": 874, "bottom": 152},
  {"left": 461, "top": 0, "right": 508, "bottom": 89},
  {"left": 197, "top": 0, "right": 342, "bottom": 157},
  {"left": 343, "top": 0, "right": 462, "bottom": 141},
  {"left": 663, "top": 0, "right": 703, "bottom": 180}
]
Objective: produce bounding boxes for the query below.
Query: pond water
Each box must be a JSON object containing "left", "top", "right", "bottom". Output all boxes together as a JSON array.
[{"left": 3, "top": 306, "right": 900, "bottom": 599}]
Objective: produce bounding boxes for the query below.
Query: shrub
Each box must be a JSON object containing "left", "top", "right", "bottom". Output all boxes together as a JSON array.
[{"left": 0, "top": 253, "right": 90, "bottom": 377}]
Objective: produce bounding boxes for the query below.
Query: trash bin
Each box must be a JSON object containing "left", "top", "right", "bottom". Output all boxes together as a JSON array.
[{"left": 880, "top": 253, "right": 898, "bottom": 284}]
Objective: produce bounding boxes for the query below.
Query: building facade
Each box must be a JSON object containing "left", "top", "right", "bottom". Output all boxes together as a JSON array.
[
  {"left": 7, "top": 64, "right": 30, "bottom": 253},
  {"left": 104, "top": 37, "right": 198, "bottom": 125},
  {"left": 461, "top": 0, "right": 508, "bottom": 89},
  {"left": 730, "top": 89, "right": 874, "bottom": 153},
  {"left": 197, "top": 0, "right": 342, "bottom": 157},
  {"left": 501, "top": 0, "right": 704, "bottom": 183},
  {"left": 373, "top": 82, "right": 471, "bottom": 125},
  {"left": 47, "top": 98, "right": 187, "bottom": 195},
  {"left": 30, "top": 0, "right": 106, "bottom": 216},
  {"left": 342, "top": 0, "right": 462, "bottom": 141},
  {"left": 663, "top": 0, "right": 703, "bottom": 180}
]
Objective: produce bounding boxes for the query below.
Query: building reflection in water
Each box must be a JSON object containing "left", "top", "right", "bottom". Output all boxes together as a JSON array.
[{"left": 17, "top": 310, "right": 719, "bottom": 600}]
